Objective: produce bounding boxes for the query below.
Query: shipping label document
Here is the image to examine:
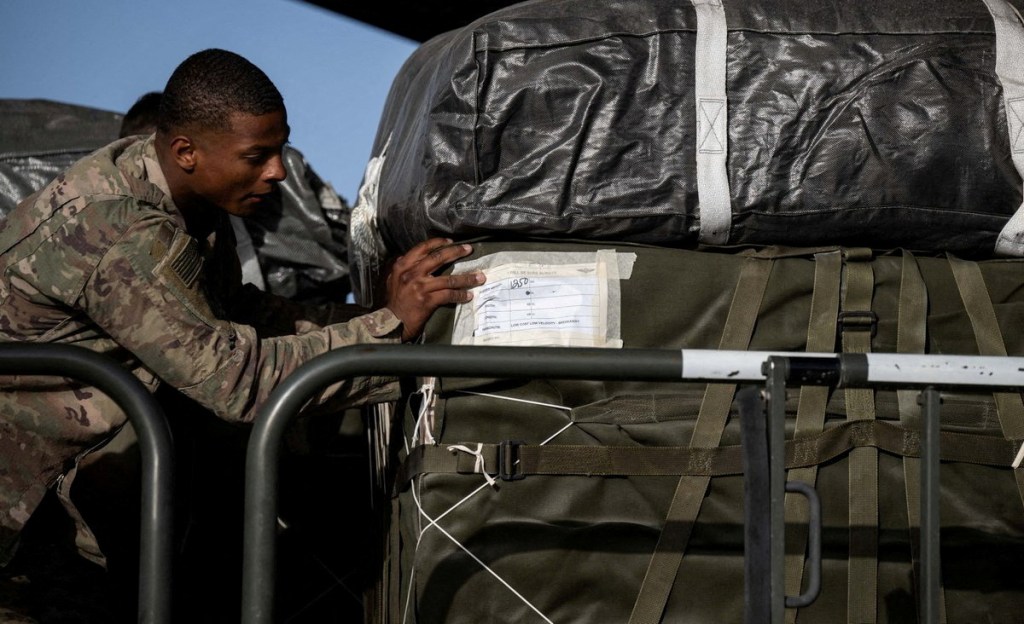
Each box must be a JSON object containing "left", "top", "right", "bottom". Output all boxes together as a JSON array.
[{"left": 467, "top": 261, "right": 609, "bottom": 347}]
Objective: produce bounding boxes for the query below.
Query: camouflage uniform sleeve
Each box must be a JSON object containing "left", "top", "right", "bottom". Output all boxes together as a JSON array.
[{"left": 79, "top": 211, "right": 404, "bottom": 423}]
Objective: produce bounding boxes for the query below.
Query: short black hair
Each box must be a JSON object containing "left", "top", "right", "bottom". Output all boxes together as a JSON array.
[
  {"left": 120, "top": 91, "right": 163, "bottom": 138},
  {"left": 158, "top": 48, "right": 284, "bottom": 134}
]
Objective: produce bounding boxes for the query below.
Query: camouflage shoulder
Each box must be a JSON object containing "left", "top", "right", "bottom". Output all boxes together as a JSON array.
[{"left": 56, "top": 137, "right": 163, "bottom": 206}]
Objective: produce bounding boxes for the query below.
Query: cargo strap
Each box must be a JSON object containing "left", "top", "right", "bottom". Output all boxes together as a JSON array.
[
  {"left": 980, "top": 0, "right": 1024, "bottom": 255},
  {"left": 691, "top": 0, "right": 731, "bottom": 245},
  {"left": 948, "top": 254, "right": 1024, "bottom": 512},
  {"left": 784, "top": 250, "right": 841, "bottom": 622},
  {"left": 396, "top": 419, "right": 1019, "bottom": 485},
  {"left": 896, "top": 251, "right": 949, "bottom": 622},
  {"left": 841, "top": 249, "right": 878, "bottom": 624},
  {"left": 628, "top": 253, "right": 772, "bottom": 624}
]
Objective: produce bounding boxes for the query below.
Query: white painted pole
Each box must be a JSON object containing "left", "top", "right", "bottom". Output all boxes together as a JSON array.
[{"left": 678, "top": 349, "right": 1024, "bottom": 389}]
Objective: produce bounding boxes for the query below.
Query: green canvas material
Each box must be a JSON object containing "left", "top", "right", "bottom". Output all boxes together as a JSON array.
[{"left": 370, "top": 241, "right": 1024, "bottom": 624}]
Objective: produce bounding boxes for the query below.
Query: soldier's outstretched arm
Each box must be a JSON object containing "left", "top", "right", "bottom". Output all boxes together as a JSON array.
[{"left": 384, "top": 238, "right": 485, "bottom": 342}]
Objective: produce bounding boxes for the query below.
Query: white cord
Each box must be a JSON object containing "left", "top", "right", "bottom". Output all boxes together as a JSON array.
[
  {"left": 399, "top": 394, "right": 578, "bottom": 624},
  {"left": 456, "top": 390, "right": 573, "bottom": 412},
  {"left": 409, "top": 482, "right": 555, "bottom": 624},
  {"left": 447, "top": 443, "right": 497, "bottom": 488},
  {"left": 411, "top": 378, "right": 438, "bottom": 447}
]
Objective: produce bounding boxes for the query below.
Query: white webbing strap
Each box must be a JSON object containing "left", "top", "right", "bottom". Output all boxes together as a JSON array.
[
  {"left": 691, "top": 0, "right": 731, "bottom": 245},
  {"left": 229, "top": 215, "right": 267, "bottom": 290},
  {"left": 982, "top": 0, "right": 1024, "bottom": 255}
]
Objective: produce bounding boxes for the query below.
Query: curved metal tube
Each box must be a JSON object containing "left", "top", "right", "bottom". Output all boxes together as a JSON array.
[
  {"left": 0, "top": 343, "right": 173, "bottom": 624},
  {"left": 241, "top": 344, "right": 684, "bottom": 623},
  {"left": 242, "top": 345, "right": 990, "bottom": 622}
]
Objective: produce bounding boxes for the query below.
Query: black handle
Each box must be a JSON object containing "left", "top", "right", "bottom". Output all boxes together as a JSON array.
[{"left": 783, "top": 480, "right": 822, "bottom": 609}]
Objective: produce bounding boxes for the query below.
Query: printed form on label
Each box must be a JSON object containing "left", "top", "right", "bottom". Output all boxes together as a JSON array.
[{"left": 450, "top": 250, "right": 635, "bottom": 348}]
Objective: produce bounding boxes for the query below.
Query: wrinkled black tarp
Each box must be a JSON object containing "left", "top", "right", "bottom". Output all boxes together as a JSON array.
[
  {"left": 247, "top": 146, "right": 351, "bottom": 303},
  {"left": 368, "top": 0, "right": 1024, "bottom": 257},
  {"left": 0, "top": 99, "right": 123, "bottom": 217}
]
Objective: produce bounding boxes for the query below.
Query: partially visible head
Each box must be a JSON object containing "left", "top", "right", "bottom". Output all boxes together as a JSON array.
[
  {"left": 157, "top": 49, "right": 289, "bottom": 221},
  {"left": 120, "top": 91, "right": 162, "bottom": 138}
]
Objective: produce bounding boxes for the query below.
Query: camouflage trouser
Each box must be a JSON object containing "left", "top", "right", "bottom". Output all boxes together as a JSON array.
[
  {"left": 0, "top": 440, "right": 112, "bottom": 570},
  {"left": 0, "top": 388, "right": 127, "bottom": 568}
]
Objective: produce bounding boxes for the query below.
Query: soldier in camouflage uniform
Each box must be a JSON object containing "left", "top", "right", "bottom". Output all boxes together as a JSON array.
[{"left": 0, "top": 48, "right": 483, "bottom": 567}]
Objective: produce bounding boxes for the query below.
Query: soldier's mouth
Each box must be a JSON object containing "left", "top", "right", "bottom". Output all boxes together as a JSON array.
[
  {"left": 244, "top": 192, "right": 272, "bottom": 205},
  {"left": 246, "top": 187, "right": 280, "bottom": 203}
]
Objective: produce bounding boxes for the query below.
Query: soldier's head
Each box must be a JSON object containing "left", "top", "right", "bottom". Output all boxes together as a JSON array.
[
  {"left": 156, "top": 49, "right": 289, "bottom": 224},
  {"left": 120, "top": 91, "right": 163, "bottom": 138}
]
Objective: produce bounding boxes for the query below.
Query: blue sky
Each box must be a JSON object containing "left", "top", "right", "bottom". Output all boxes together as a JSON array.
[{"left": 0, "top": 0, "right": 419, "bottom": 203}]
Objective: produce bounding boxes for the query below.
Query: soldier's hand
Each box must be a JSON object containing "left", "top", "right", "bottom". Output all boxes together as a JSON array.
[{"left": 384, "top": 238, "right": 485, "bottom": 342}]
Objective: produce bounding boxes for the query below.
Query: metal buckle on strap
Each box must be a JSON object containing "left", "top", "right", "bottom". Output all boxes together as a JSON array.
[
  {"left": 838, "top": 310, "right": 878, "bottom": 337},
  {"left": 498, "top": 440, "right": 525, "bottom": 481}
]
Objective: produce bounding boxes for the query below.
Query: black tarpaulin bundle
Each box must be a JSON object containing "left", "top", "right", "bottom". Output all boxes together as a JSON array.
[
  {"left": 0, "top": 99, "right": 123, "bottom": 218},
  {"left": 353, "top": 0, "right": 1024, "bottom": 267}
]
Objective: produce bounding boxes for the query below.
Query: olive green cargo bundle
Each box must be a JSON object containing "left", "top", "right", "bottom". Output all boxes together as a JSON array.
[{"left": 368, "top": 241, "right": 1024, "bottom": 623}]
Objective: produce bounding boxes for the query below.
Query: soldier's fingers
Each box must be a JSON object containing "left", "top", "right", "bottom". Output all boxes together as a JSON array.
[
  {"left": 446, "top": 287, "right": 475, "bottom": 304},
  {"left": 401, "top": 238, "right": 457, "bottom": 263},
  {"left": 389, "top": 239, "right": 450, "bottom": 273},
  {"left": 418, "top": 271, "right": 484, "bottom": 294},
  {"left": 417, "top": 243, "right": 474, "bottom": 274},
  {"left": 443, "top": 271, "right": 485, "bottom": 291},
  {"left": 392, "top": 241, "right": 471, "bottom": 276},
  {"left": 423, "top": 283, "right": 476, "bottom": 306},
  {"left": 412, "top": 272, "right": 483, "bottom": 302}
]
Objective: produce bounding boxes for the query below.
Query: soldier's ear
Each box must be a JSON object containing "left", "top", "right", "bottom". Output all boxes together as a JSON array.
[{"left": 169, "top": 135, "right": 197, "bottom": 173}]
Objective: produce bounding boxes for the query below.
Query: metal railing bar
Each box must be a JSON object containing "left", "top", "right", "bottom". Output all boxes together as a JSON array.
[
  {"left": 242, "top": 345, "right": 684, "bottom": 622},
  {"left": 242, "top": 344, "right": 1021, "bottom": 623},
  {"left": 765, "top": 357, "right": 788, "bottom": 624},
  {"left": 0, "top": 343, "right": 173, "bottom": 624},
  {"left": 738, "top": 386, "right": 770, "bottom": 623},
  {"left": 920, "top": 387, "right": 942, "bottom": 624}
]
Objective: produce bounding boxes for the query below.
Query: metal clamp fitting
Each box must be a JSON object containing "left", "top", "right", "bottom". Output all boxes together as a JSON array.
[
  {"left": 498, "top": 440, "right": 525, "bottom": 481},
  {"left": 838, "top": 310, "right": 878, "bottom": 337}
]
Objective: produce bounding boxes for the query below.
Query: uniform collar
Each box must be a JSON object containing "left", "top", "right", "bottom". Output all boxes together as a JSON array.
[
  {"left": 139, "top": 134, "right": 173, "bottom": 201},
  {"left": 130, "top": 134, "right": 190, "bottom": 233}
]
